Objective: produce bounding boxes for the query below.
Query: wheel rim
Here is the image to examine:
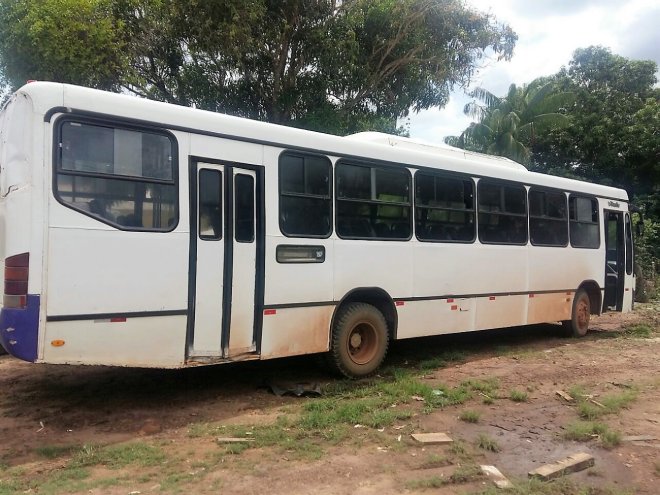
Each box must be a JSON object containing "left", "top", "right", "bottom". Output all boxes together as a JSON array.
[
  {"left": 346, "top": 321, "right": 379, "bottom": 365},
  {"left": 576, "top": 297, "right": 590, "bottom": 333}
]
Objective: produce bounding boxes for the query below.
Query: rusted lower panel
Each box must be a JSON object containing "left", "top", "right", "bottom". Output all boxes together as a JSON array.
[
  {"left": 527, "top": 292, "right": 572, "bottom": 324},
  {"left": 259, "top": 305, "right": 334, "bottom": 359}
]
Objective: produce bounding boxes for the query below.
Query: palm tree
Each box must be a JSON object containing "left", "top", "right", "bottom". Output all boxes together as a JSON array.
[{"left": 446, "top": 79, "right": 573, "bottom": 165}]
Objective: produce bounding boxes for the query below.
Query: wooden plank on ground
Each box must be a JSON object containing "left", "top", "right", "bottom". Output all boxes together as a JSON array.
[
  {"left": 411, "top": 432, "right": 453, "bottom": 444},
  {"left": 528, "top": 452, "right": 594, "bottom": 480},
  {"left": 555, "top": 390, "right": 574, "bottom": 402},
  {"left": 216, "top": 437, "right": 254, "bottom": 443},
  {"left": 621, "top": 435, "right": 658, "bottom": 442},
  {"left": 480, "top": 465, "right": 512, "bottom": 488}
]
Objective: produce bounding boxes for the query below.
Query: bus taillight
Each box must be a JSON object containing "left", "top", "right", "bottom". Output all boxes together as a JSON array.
[{"left": 4, "top": 253, "right": 29, "bottom": 308}]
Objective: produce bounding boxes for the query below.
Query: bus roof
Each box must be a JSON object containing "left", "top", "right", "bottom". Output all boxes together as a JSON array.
[{"left": 17, "top": 81, "right": 628, "bottom": 201}]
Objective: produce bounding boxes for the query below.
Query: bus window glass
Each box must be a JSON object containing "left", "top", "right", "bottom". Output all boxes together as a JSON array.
[
  {"left": 569, "top": 196, "right": 600, "bottom": 248},
  {"left": 56, "top": 121, "right": 177, "bottom": 231},
  {"left": 337, "top": 163, "right": 411, "bottom": 239},
  {"left": 415, "top": 173, "right": 475, "bottom": 242},
  {"left": 235, "top": 174, "right": 255, "bottom": 243},
  {"left": 61, "top": 122, "right": 172, "bottom": 180},
  {"left": 478, "top": 182, "right": 527, "bottom": 244},
  {"left": 529, "top": 189, "right": 568, "bottom": 246},
  {"left": 199, "top": 169, "right": 222, "bottom": 240},
  {"left": 279, "top": 152, "right": 331, "bottom": 237},
  {"left": 625, "top": 213, "right": 633, "bottom": 275}
]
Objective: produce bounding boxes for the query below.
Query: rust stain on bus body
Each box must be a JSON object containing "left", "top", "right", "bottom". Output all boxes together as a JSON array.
[
  {"left": 527, "top": 293, "right": 572, "bottom": 325},
  {"left": 260, "top": 306, "right": 333, "bottom": 359}
]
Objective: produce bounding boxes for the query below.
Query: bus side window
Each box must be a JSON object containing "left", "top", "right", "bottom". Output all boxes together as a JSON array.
[
  {"left": 477, "top": 181, "right": 527, "bottom": 245},
  {"left": 279, "top": 152, "right": 332, "bottom": 238},
  {"left": 199, "top": 169, "right": 222, "bottom": 240},
  {"left": 569, "top": 196, "right": 600, "bottom": 248}
]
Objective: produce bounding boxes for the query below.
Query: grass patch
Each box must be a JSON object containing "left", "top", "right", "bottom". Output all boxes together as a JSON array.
[
  {"left": 476, "top": 434, "right": 500, "bottom": 452},
  {"left": 459, "top": 410, "right": 481, "bottom": 423},
  {"left": 471, "top": 477, "right": 634, "bottom": 494},
  {"left": 35, "top": 444, "right": 78, "bottom": 459},
  {"left": 624, "top": 324, "right": 654, "bottom": 338},
  {"left": 570, "top": 385, "right": 638, "bottom": 420},
  {"left": 406, "top": 464, "right": 482, "bottom": 490},
  {"left": 70, "top": 442, "right": 166, "bottom": 469},
  {"left": 509, "top": 389, "right": 528, "bottom": 402},
  {"left": 563, "top": 421, "right": 621, "bottom": 449},
  {"left": 418, "top": 453, "right": 451, "bottom": 469}
]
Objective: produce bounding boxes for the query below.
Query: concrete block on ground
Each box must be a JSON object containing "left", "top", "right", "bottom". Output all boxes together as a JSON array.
[
  {"left": 528, "top": 452, "right": 594, "bottom": 480},
  {"left": 480, "top": 465, "right": 512, "bottom": 488},
  {"left": 411, "top": 432, "right": 453, "bottom": 444}
]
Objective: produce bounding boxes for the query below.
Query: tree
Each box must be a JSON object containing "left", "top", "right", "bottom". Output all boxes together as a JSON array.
[
  {"left": 531, "top": 47, "right": 659, "bottom": 204},
  {"left": 0, "top": 0, "right": 127, "bottom": 90},
  {"left": 445, "top": 79, "right": 572, "bottom": 164},
  {"left": 0, "top": 0, "right": 517, "bottom": 134}
]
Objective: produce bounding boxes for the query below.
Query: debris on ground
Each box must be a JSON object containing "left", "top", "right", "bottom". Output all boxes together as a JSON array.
[
  {"left": 555, "top": 390, "right": 574, "bottom": 402},
  {"left": 262, "top": 381, "right": 322, "bottom": 397},
  {"left": 411, "top": 432, "right": 453, "bottom": 444},
  {"left": 480, "top": 465, "right": 512, "bottom": 489},
  {"left": 216, "top": 437, "right": 254, "bottom": 443},
  {"left": 528, "top": 452, "right": 595, "bottom": 480}
]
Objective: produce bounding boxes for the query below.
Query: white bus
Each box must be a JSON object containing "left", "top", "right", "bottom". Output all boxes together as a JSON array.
[{"left": 0, "top": 82, "right": 634, "bottom": 377}]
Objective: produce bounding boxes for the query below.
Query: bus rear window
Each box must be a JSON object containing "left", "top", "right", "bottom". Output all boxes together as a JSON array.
[{"left": 55, "top": 120, "right": 177, "bottom": 230}]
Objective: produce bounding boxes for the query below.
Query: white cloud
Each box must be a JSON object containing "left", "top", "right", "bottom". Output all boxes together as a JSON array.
[{"left": 408, "top": 0, "right": 660, "bottom": 144}]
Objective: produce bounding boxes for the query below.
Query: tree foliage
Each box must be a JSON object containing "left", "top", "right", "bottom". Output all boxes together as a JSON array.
[
  {"left": 0, "top": 0, "right": 517, "bottom": 134},
  {"left": 0, "top": 0, "right": 126, "bottom": 90},
  {"left": 445, "top": 79, "right": 572, "bottom": 164}
]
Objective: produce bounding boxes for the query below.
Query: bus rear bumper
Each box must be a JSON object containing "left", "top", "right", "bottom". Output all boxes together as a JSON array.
[{"left": 0, "top": 295, "right": 40, "bottom": 362}]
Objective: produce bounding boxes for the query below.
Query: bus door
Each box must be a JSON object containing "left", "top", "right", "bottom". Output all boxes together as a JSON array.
[
  {"left": 603, "top": 210, "right": 625, "bottom": 311},
  {"left": 190, "top": 161, "right": 261, "bottom": 359}
]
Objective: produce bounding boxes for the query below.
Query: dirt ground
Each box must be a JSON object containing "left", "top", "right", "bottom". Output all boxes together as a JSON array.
[{"left": 0, "top": 304, "right": 658, "bottom": 494}]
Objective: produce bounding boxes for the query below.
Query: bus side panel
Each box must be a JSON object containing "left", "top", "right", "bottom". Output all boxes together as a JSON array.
[
  {"left": 334, "top": 240, "right": 414, "bottom": 301},
  {"left": 260, "top": 306, "right": 333, "bottom": 359},
  {"left": 396, "top": 297, "right": 474, "bottom": 339},
  {"left": 42, "top": 316, "right": 186, "bottom": 367}
]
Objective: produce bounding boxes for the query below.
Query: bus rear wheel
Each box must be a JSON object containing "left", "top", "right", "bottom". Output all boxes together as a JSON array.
[
  {"left": 330, "top": 302, "right": 389, "bottom": 379},
  {"left": 562, "top": 289, "right": 591, "bottom": 337}
]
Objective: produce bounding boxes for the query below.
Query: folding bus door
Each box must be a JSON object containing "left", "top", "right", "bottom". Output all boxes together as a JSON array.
[
  {"left": 189, "top": 160, "right": 262, "bottom": 360},
  {"left": 603, "top": 210, "right": 625, "bottom": 311}
]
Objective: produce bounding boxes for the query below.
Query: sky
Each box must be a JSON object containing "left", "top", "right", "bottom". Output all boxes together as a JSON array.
[{"left": 407, "top": 0, "right": 660, "bottom": 144}]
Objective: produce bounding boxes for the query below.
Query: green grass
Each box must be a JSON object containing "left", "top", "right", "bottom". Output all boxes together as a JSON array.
[
  {"left": 563, "top": 420, "right": 621, "bottom": 449},
  {"left": 470, "top": 477, "right": 634, "bottom": 494},
  {"left": 509, "top": 389, "right": 528, "bottom": 402},
  {"left": 459, "top": 409, "right": 481, "bottom": 423},
  {"left": 35, "top": 444, "right": 79, "bottom": 459},
  {"left": 569, "top": 385, "right": 638, "bottom": 420},
  {"left": 71, "top": 442, "right": 166, "bottom": 469},
  {"left": 406, "top": 464, "right": 482, "bottom": 490},
  {"left": 624, "top": 324, "right": 654, "bottom": 338},
  {"left": 476, "top": 434, "right": 500, "bottom": 452}
]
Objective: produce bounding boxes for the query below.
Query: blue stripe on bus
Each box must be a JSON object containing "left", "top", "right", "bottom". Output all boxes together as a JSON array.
[{"left": 0, "top": 294, "right": 40, "bottom": 362}]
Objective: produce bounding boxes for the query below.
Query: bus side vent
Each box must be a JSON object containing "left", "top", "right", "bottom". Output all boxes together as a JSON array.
[{"left": 4, "top": 253, "right": 29, "bottom": 309}]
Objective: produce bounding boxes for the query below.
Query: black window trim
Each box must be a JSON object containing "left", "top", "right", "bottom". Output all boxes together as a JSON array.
[
  {"left": 477, "top": 178, "right": 529, "bottom": 246},
  {"left": 278, "top": 150, "right": 333, "bottom": 239},
  {"left": 528, "top": 186, "right": 569, "bottom": 248},
  {"left": 414, "top": 169, "right": 476, "bottom": 244},
  {"left": 198, "top": 167, "right": 223, "bottom": 242},
  {"left": 568, "top": 193, "right": 601, "bottom": 249},
  {"left": 335, "top": 158, "right": 413, "bottom": 241},
  {"left": 52, "top": 114, "right": 179, "bottom": 233}
]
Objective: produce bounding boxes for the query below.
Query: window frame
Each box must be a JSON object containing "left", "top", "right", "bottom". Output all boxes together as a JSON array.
[
  {"left": 568, "top": 194, "right": 601, "bottom": 249},
  {"left": 278, "top": 150, "right": 333, "bottom": 239},
  {"left": 477, "top": 179, "right": 528, "bottom": 246},
  {"left": 414, "top": 170, "right": 476, "bottom": 244},
  {"left": 198, "top": 168, "right": 223, "bottom": 241},
  {"left": 335, "top": 159, "right": 413, "bottom": 241},
  {"left": 528, "top": 186, "right": 569, "bottom": 247},
  {"left": 53, "top": 115, "right": 179, "bottom": 232}
]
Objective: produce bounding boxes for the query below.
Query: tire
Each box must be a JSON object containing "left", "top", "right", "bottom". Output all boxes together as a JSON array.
[
  {"left": 561, "top": 289, "right": 591, "bottom": 337},
  {"left": 329, "top": 302, "right": 389, "bottom": 379}
]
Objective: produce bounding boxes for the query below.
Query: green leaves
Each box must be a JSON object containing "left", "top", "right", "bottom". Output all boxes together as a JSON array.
[{"left": 0, "top": 0, "right": 517, "bottom": 135}]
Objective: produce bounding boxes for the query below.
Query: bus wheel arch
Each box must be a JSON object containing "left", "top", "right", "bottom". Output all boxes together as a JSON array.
[
  {"left": 327, "top": 288, "right": 396, "bottom": 378},
  {"left": 562, "top": 281, "right": 600, "bottom": 338}
]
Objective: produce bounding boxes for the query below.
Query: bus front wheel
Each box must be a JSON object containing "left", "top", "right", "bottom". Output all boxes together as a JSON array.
[
  {"left": 330, "top": 302, "right": 389, "bottom": 379},
  {"left": 562, "top": 289, "right": 591, "bottom": 337}
]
